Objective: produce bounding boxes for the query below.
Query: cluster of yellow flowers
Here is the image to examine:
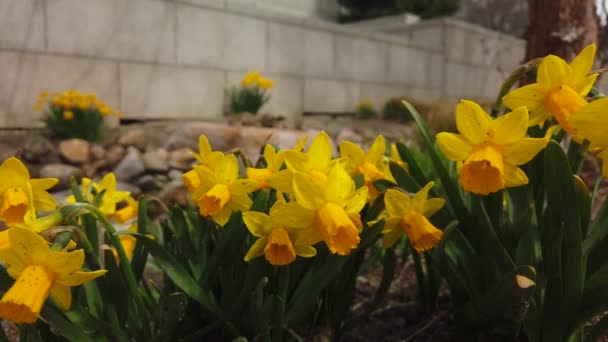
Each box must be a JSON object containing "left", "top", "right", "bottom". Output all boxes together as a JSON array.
[
  {"left": 182, "top": 133, "right": 444, "bottom": 266},
  {"left": 436, "top": 44, "right": 608, "bottom": 195},
  {"left": 240, "top": 71, "right": 274, "bottom": 89},
  {"left": 0, "top": 157, "right": 140, "bottom": 323},
  {"left": 33, "top": 89, "right": 121, "bottom": 120},
  {"left": 357, "top": 99, "right": 374, "bottom": 110}
]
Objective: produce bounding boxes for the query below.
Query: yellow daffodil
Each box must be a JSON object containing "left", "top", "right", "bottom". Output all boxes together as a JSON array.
[
  {"left": 292, "top": 164, "right": 368, "bottom": 255},
  {"left": 340, "top": 135, "right": 387, "bottom": 196},
  {"left": 503, "top": 44, "right": 598, "bottom": 133},
  {"left": 0, "top": 227, "right": 106, "bottom": 323},
  {"left": 246, "top": 144, "right": 286, "bottom": 190},
  {"left": 382, "top": 182, "right": 444, "bottom": 251},
  {"left": 243, "top": 201, "right": 317, "bottom": 266},
  {"left": 569, "top": 98, "right": 608, "bottom": 176},
  {"left": 191, "top": 154, "right": 257, "bottom": 226},
  {"left": 0, "top": 157, "right": 58, "bottom": 225},
  {"left": 67, "top": 173, "right": 130, "bottom": 217},
  {"left": 241, "top": 71, "right": 262, "bottom": 87},
  {"left": 63, "top": 110, "right": 74, "bottom": 120},
  {"left": 275, "top": 131, "right": 336, "bottom": 194},
  {"left": 112, "top": 225, "right": 137, "bottom": 262},
  {"left": 436, "top": 100, "right": 548, "bottom": 195},
  {"left": 183, "top": 135, "right": 224, "bottom": 192},
  {"left": 257, "top": 77, "right": 274, "bottom": 90},
  {"left": 113, "top": 196, "right": 138, "bottom": 223}
]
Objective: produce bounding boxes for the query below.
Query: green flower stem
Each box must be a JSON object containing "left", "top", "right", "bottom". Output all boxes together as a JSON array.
[{"left": 64, "top": 203, "right": 149, "bottom": 318}]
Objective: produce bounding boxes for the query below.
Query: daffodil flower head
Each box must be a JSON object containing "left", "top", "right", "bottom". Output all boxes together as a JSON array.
[
  {"left": 113, "top": 196, "right": 138, "bottom": 223},
  {"left": 111, "top": 224, "right": 138, "bottom": 262},
  {"left": 0, "top": 157, "right": 58, "bottom": 225},
  {"left": 283, "top": 131, "right": 336, "bottom": 186},
  {"left": 66, "top": 173, "right": 130, "bottom": 217},
  {"left": 0, "top": 227, "right": 106, "bottom": 323},
  {"left": 192, "top": 154, "right": 257, "bottom": 226},
  {"left": 436, "top": 101, "right": 548, "bottom": 195},
  {"left": 183, "top": 135, "right": 225, "bottom": 192},
  {"left": 569, "top": 97, "right": 608, "bottom": 177},
  {"left": 293, "top": 163, "right": 368, "bottom": 255},
  {"left": 243, "top": 201, "right": 317, "bottom": 266},
  {"left": 241, "top": 71, "right": 262, "bottom": 87},
  {"left": 340, "top": 135, "right": 387, "bottom": 196},
  {"left": 503, "top": 44, "right": 598, "bottom": 132},
  {"left": 382, "top": 182, "right": 444, "bottom": 251}
]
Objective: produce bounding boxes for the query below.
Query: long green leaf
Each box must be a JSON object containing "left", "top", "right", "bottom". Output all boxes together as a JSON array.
[{"left": 541, "top": 141, "right": 583, "bottom": 340}]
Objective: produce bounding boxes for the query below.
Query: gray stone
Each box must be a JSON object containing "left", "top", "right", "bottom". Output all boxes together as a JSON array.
[
  {"left": 117, "top": 181, "right": 142, "bottom": 197},
  {"left": 22, "top": 136, "right": 56, "bottom": 163},
  {"left": 142, "top": 148, "right": 169, "bottom": 172},
  {"left": 39, "top": 163, "right": 82, "bottom": 190},
  {"left": 168, "top": 169, "right": 184, "bottom": 181},
  {"left": 136, "top": 174, "right": 165, "bottom": 192},
  {"left": 59, "top": 139, "right": 90, "bottom": 164},
  {"left": 118, "top": 128, "right": 146, "bottom": 150},
  {"left": 168, "top": 148, "right": 195, "bottom": 171},
  {"left": 336, "top": 128, "right": 363, "bottom": 145},
  {"left": 113, "top": 147, "right": 145, "bottom": 181}
]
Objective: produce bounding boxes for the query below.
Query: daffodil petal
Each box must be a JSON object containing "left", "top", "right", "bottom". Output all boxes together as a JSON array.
[
  {"left": 569, "top": 44, "right": 596, "bottom": 84},
  {"left": 503, "top": 138, "right": 549, "bottom": 166},
  {"left": 340, "top": 141, "right": 365, "bottom": 166},
  {"left": 384, "top": 189, "right": 411, "bottom": 218},
  {"left": 271, "top": 201, "right": 315, "bottom": 229},
  {"left": 573, "top": 73, "right": 599, "bottom": 97},
  {"left": 537, "top": 55, "right": 570, "bottom": 90},
  {"left": 412, "top": 182, "right": 435, "bottom": 212},
  {"left": 55, "top": 269, "right": 107, "bottom": 287},
  {"left": 243, "top": 211, "right": 272, "bottom": 237},
  {"left": 503, "top": 83, "right": 545, "bottom": 114},
  {"left": 212, "top": 206, "right": 234, "bottom": 227},
  {"left": 436, "top": 133, "right": 472, "bottom": 161},
  {"left": 569, "top": 98, "right": 608, "bottom": 148},
  {"left": 50, "top": 284, "right": 72, "bottom": 310},
  {"left": 46, "top": 249, "right": 85, "bottom": 275},
  {"left": 28, "top": 178, "right": 59, "bottom": 192},
  {"left": 244, "top": 237, "right": 267, "bottom": 261},
  {"left": 293, "top": 172, "right": 324, "bottom": 210},
  {"left": 456, "top": 100, "right": 492, "bottom": 144},
  {"left": 423, "top": 198, "right": 445, "bottom": 217},
  {"left": 325, "top": 165, "right": 355, "bottom": 203},
  {"left": 344, "top": 187, "right": 369, "bottom": 215},
  {"left": 0, "top": 157, "right": 30, "bottom": 187},
  {"left": 307, "top": 132, "right": 332, "bottom": 170},
  {"left": 504, "top": 164, "right": 529, "bottom": 188},
  {"left": 492, "top": 106, "right": 529, "bottom": 145},
  {"left": 381, "top": 217, "right": 401, "bottom": 234},
  {"left": 528, "top": 107, "right": 552, "bottom": 127},
  {"left": 292, "top": 226, "right": 323, "bottom": 246},
  {"left": 32, "top": 190, "right": 58, "bottom": 212},
  {"left": 266, "top": 169, "right": 293, "bottom": 193},
  {"left": 365, "top": 135, "right": 386, "bottom": 164},
  {"left": 8, "top": 227, "right": 48, "bottom": 265}
]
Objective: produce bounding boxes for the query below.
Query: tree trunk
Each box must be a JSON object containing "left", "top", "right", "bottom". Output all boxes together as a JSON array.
[{"left": 526, "top": 0, "right": 599, "bottom": 61}]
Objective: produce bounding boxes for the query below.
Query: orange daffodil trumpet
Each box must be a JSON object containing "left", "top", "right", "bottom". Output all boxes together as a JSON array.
[
  {"left": 191, "top": 153, "right": 257, "bottom": 226},
  {"left": 0, "top": 227, "right": 106, "bottom": 323},
  {"left": 0, "top": 157, "right": 58, "bottom": 225},
  {"left": 243, "top": 201, "right": 317, "bottom": 266},
  {"left": 436, "top": 101, "right": 548, "bottom": 195},
  {"left": 292, "top": 164, "right": 368, "bottom": 256},
  {"left": 503, "top": 44, "right": 598, "bottom": 133},
  {"left": 381, "top": 182, "right": 444, "bottom": 251}
]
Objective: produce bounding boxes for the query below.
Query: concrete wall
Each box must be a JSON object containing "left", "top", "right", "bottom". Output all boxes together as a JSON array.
[{"left": 0, "top": 0, "right": 525, "bottom": 128}]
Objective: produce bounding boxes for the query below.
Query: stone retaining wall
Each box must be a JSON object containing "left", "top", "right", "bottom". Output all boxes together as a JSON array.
[{"left": 0, "top": 0, "right": 525, "bottom": 128}]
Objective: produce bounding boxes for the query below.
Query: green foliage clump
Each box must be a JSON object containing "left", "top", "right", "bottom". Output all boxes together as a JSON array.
[{"left": 226, "top": 72, "right": 273, "bottom": 115}]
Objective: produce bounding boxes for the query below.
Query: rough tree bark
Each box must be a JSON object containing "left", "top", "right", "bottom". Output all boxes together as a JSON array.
[{"left": 526, "top": 0, "right": 599, "bottom": 61}]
